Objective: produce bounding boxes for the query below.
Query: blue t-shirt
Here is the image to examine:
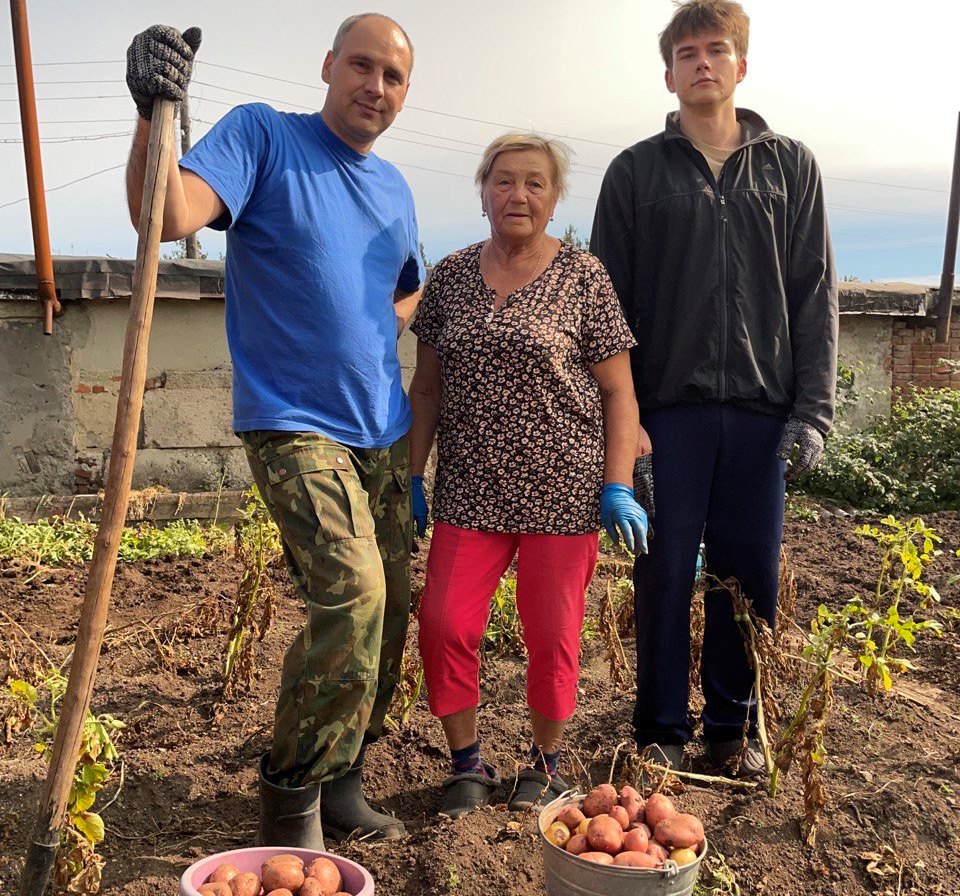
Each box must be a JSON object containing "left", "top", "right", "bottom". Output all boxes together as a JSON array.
[{"left": 179, "top": 103, "right": 423, "bottom": 448}]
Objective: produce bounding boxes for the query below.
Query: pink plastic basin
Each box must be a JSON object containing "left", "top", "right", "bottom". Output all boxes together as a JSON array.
[{"left": 179, "top": 846, "right": 375, "bottom": 896}]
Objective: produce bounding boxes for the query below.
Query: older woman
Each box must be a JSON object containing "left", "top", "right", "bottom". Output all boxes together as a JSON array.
[{"left": 408, "top": 133, "right": 647, "bottom": 818}]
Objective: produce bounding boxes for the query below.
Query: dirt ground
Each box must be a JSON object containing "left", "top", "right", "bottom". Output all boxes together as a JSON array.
[{"left": 1, "top": 512, "right": 959, "bottom": 896}]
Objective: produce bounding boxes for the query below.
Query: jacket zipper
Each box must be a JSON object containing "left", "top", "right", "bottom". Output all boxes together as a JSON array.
[{"left": 717, "top": 189, "right": 728, "bottom": 402}]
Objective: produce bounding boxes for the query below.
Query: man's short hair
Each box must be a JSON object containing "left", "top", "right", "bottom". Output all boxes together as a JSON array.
[
  {"left": 659, "top": 0, "right": 750, "bottom": 68},
  {"left": 332, "top": 13, "right": 415, "bottom": 70},
  {"left": 474, "top": 133, "right": 573, "bottom": 201}
]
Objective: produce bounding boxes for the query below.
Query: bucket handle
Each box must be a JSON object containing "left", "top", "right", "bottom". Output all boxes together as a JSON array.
[{"left": 661, "top": 860, "right": 680, "bottom": 880}]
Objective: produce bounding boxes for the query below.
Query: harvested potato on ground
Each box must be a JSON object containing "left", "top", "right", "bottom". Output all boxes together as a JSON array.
[
  {"left": 261, "top": 856, "right": 305, "bottom": 894},
  {"left": 557, "top": 806, "right": 586, "bottom": 830},
  {"left": 579, "top": 852, "right": 615, "bottom": 865},
  {"left": 613, "top": 851, "right": 660, "bottom": 868},
  {"left": 198, "top": 884, "right": 232, "bottom": 896},
  {"left": 229, "top": 872, "right": 261, "bottom": 896},
  {"left": 582, "top": 784, "right": 618, "bottom": 818},
  {"left": 586, "top": 814, "right": 624, "bottom": 855},
  {"left": 646, "top": 841, "right": 669, "bottom": 863},
  {"left": 670, "top": 847, "right": 699, "bottom": 866},
  {"left": 623, "top": 826, "right": 649, "bottom": 852},
  {"left": 609, "top": 805, "right": 630, "bottom": 830},
  {"left": 644, "top": 793, "right": 676, "bottom": 831},
  {"left": 654, "top": 813, "right": 705, "bottom": 851},
  {"left": 209, "top": 864, "right": 240, "bottom": 884},
  {"left": 545, "top": 821, "right": 572, "bottom": 848},
  {"left": 565, "top": 834, "right": 589, "bottom": 855},
  {"left": 619, "top": 785, "right": 645, "bottom": 824}
]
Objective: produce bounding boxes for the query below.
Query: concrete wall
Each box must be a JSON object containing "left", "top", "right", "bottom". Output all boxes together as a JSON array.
[
  {"left": 836, "top": 315, "right": 893, "bottom": 430},
  {"left": 1, "top": 295, "right": 246, "bottom": 497}
]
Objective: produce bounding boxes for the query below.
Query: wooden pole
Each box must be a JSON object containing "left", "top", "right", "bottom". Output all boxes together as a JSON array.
[
  {"left": 179, "top": 93, "right": 199, "bottom": 260},
  {"left": 18, "top": 97, "right": 176, "bottom": 896},
  {"left": 936, "top": 111, "right": 960, "bottom": 344},
  {"left": 10, "top": 0, "right": 61, "bottom": 335}
]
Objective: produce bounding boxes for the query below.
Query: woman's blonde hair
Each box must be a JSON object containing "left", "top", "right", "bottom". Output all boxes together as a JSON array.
[{"left": 474, "top": 133, "right": 573, "bottom": 201}]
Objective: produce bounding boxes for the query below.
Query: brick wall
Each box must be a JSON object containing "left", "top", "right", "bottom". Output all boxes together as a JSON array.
[{"left": 891, "top": 314, "right": 960, "bottom": 393}]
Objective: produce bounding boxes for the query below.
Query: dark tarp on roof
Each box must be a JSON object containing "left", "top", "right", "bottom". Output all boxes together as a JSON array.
[{"left": 0, "top": 254, "right": 225, "bottom": 301}]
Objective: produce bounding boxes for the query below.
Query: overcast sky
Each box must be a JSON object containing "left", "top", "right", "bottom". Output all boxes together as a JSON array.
[{"left": 1, "top": 0, "right": 957, "bottom": 282}]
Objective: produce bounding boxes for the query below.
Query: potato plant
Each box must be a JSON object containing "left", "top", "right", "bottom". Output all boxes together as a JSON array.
[{"left": 6, "top": 669, "right": 123, "bottom": 894}]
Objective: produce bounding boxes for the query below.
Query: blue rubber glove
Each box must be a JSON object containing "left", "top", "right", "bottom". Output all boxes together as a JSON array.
[
  {"left": 601, "top": 483, "right": 649, "bottom": 554},
  {"left": 411, "top": 475, "right": 428, "bottom": 538}
]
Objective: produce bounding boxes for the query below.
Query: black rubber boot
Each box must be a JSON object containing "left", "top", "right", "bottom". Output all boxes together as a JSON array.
[
  {"left": 320, "top": 744, "right": 406, "bottom": 841},
  {"left": 439, "top": 761, "right": 501, "bottom": 819},
  {"left": 257, "top": 753, "right": 325, "bottom": 850}
]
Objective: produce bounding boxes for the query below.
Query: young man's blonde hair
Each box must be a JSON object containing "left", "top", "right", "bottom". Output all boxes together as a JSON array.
[
  {"left": 659, "top": 0, "right": 750, "bottom": 68},
  {"left": 474, "top": 133, "right": 573, "bottom": 201}
]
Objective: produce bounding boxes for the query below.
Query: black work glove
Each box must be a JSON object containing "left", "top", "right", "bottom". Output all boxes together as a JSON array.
[
  {"left": 126, "top": 25, "right": 202, "bottom": 120},
  {"left": 776, "top": 416, "right": 825, "bottom": 480},
  {"left": 633, "top": 453, "right": 655, "bottom": 530}
]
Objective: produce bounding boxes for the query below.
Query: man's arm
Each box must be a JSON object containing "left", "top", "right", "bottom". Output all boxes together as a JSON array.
[
  {"left": 394, "top": 287, "right": 423, "bottom": 336},
  {"left": 125, "top": 118, "right": 226, "bottom": 241},
  {"left": 786, "top": 145, "right": 839, "bottom": 436}
]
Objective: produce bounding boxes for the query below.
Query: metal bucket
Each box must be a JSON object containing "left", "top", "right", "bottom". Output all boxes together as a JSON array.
[{"left": 538, "top": 792, "right": 707, "bottom": 896}]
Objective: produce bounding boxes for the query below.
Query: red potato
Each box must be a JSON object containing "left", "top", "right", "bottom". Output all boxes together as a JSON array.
[
  {"left": 556, "top": 806, "right": 586, "bottom": 830},
  {"left": 646, "top": 841, "right": 670, "bottom": 863},
  {"left": 619, "top": 785, "right": 645, "bottom": 824},
  {"left": 198, "top": 884, "right": 232, "bottom": 896},
  {"left": 579, "top": 852, "right": 615, "bottom": 865},
  {"left": 565, "top": 834, "right": 589, "bottom": 855},
  {"left": 576, "top": 818, "right": 590, "bottom": 837},
  {"left": 208, "top": 865, "right": 240, "bottom": 885},
  {"left": 586, "top": 814, "right": 624, "bottom": 855},
  {"left": 644, "top": 793, "right": 676, "bottom": 831},
  {"left": 609, "top": 805, "right": 630, "bottom": 831},
  {"left": 265, "top": 890, "right": 294, "bottom": 896},
  {"left": 582, "top": 784, "right": 618, "bottom": 818},
  {"left": 613, "top": 851, "right": 660, "bottom": 868},
  {"left": 654, "top": 813, "right": 705, "bottom": 852},
  {"left": 261, "top": 856, "right": 305, "bottom": 894},
  {"left": 623, "top": 826, "right": 649, "bottom": 853},
  {"left": 229, "top": 872, "right": 261, "bottom": 896},
  {"left": 545, "top": 821, "right": 572, "bottom": 848},
  {"left": 303, "top": 856, "right": 342, "bottom": 896}
]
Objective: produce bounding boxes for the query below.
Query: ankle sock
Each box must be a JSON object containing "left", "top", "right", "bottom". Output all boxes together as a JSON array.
[
  {"left": 451, "top": 739, "right": 486, "bottom": 776},
  {"left": 530, "top": 743, "right": 561, "bottom": 776}
]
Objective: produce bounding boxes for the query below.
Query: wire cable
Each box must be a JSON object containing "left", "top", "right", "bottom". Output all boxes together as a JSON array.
[{"left": 0, "top": 162, "right": 125, "bottom": 210}]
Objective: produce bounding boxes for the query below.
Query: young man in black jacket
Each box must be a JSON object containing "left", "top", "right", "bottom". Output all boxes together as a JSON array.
[{"left": 591, "top": 0, "right": 838, "bottom": 777}]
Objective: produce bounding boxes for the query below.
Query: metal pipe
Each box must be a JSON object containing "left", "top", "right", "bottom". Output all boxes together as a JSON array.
[
  {"left": 936, "top": 111, "right": 960, "bottom": 344},
  {"left": 10, "top": 0, "right": 61, "bottom": 335}
]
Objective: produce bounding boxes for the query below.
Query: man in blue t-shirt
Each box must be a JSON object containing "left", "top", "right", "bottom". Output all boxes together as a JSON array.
[{"left": 124, "top": 14, "right": 424, "bottom": 849}]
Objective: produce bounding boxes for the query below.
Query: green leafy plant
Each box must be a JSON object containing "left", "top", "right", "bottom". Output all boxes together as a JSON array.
[
  {"left": 797, "top": 388, "right": 960, "bottom": 512},
  {"left": 482, "top": 575, "right": 525, "bottom": 657},
  {"left": 6, "top": 670, "right": 123, "bottom": 893}
]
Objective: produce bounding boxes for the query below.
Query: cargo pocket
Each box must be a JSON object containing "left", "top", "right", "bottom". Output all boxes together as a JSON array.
[
  {"left": 387, "top": 464, "right": 413, "bottom": 559},
  {"left": 265, "top": 447, "right": 375, "bottom": 547}
]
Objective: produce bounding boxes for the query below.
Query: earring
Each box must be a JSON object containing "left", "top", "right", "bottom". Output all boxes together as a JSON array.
[
  {"left": 482, "top": 210, "right": 487, "bottom": 217},
  {"left": 549, "top": 216, "right": 554, "bottom": 221}
]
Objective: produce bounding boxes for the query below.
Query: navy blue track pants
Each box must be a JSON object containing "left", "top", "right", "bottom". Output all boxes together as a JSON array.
[{"left": 632, "top": 403, "right": 786, "bottom": 746}]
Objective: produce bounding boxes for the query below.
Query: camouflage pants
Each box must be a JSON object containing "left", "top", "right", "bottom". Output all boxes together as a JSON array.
[{"left": 241, "top": 430, "right": 412, "bottom": 786}]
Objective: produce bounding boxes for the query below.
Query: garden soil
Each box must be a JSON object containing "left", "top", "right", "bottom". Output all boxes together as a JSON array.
[{"left": 1, "top": 513, "right": 959, "bottom": 896}]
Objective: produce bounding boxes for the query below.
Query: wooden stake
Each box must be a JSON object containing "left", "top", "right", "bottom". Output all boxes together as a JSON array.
[{"left": 18, "top": 97, "right": 176, "bottom": 896}]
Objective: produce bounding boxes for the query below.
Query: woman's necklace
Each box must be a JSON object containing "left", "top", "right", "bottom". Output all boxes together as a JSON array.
[{"left": 482, "top": 239, "right": 545, "bottom": 300}]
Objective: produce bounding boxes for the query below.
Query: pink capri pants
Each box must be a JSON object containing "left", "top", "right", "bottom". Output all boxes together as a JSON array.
[{"left": 417, "top": 522, "right": 599, "bottom": 721}]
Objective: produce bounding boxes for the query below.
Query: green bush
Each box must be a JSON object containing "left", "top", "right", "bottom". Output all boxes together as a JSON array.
[{"left": 797, "top": 388, "right": 960, "bottom": 512}]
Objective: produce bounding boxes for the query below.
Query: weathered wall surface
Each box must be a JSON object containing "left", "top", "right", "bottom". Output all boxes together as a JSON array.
[
  {"left": 1, "top": 295, "right": 247, "bottom": 497},
  {"left": 836, "top": 315, "right": 893, "bottom": 430}
]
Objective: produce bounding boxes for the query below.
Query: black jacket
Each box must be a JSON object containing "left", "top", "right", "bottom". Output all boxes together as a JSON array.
[{"left": 590, "top": 109, "right": 838, "bottom": 435}]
